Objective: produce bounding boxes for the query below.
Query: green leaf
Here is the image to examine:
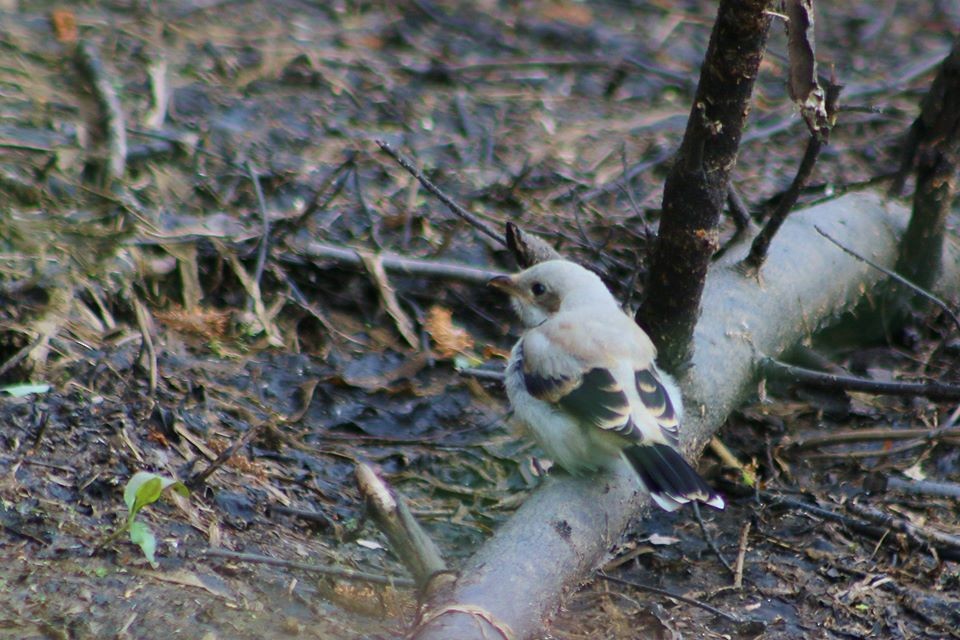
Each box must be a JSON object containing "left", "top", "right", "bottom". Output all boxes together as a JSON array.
[
  {"left": 129, "top": 520, "right": 158, "bottom": 567},
  {"left": 0, "top": 383, "right": 51, "bottom": 397},
  {"left": 452, "top": 354, "right": 482, "bottom": 370},
  {"left": 124, "top": 472, "right": 188, "bottom": 516},
  {"left": 121, "top": 472, "right": 189, "bottom": 566}
]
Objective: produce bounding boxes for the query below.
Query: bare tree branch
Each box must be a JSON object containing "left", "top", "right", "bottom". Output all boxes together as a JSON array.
[{"left": 637, "top": 0, "right": 774, "bottom": 371}]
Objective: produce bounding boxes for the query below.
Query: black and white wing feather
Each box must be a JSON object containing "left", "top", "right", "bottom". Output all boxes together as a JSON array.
[
  {"left": 511, "top": 337, "right": 644, "bottom": 442},
  {"left": 634, "top": 368, "right": 681, "bottom": 448}
]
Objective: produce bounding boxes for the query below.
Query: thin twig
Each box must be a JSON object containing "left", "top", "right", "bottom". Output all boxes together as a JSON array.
[
  {"left": 781, "top": 425, "right": 960, "bottom": 451},
  {"left": 458, "top": 367, "right": 506, "bottom": 381},
  {"left": 76, "top": 40, "right": 127, "bottom": 182},
  {"left": 352, "top": 163, "right": 381, "bottom": 248},
  {"left": 287, "top": 158, "right": 353, "bottom": 233},
  {"left": 733, "top": 520, "right": 751, "bottom": 590},
  {"left": 743, "top": 135, "right": 823, "bottom": 270},
  {"left": 800, "top": 438, "right": 936, "bottom": 460},
  {"left": 597, "top": 571, "right": 743, "bottom": 623},
  {"left": 726, "top": 183, "right": 752, "bottom": 231},
  {"left": 356, "top": 462, "right": 448, "bottom": 588},
  {"left": 762, "top": 357, "right": 960, "bottom": 400},
  {"left": 132, "top": 295, "right": 158, "bottom": 397},
  {"left": 269, "top": 263, "right": 367, "bottom": 346},
  {"left": 143, "top": 47, "right": 168, "bottom": 129},
  {"left": 247, "top": 161, "right": 271, "bottom": 289},
  {"left": 815, "top": 225, "right": 960, "bottom": 334},
  {"left": 375, "top": 140, "right": 504, "bottom": 245},
  {"left": 714, "top": 183, "right": 756, "bottom": 261},
  {"left": 710, "top": 436, "right": 756, "bottom": 486},
  {"left": 846, "top": 500, "right": 960, "bottom": 551},
  {"left": 291, "top": 239, "right": 504, "bottom": 284},
  {"left": 865, "top": 474, "right": 960, "bottom": 499},
  {"left": 761, "top": 492, "right": 960, "bottom": 561},
  {"left": 267, "top": 504, "right": 336, "bottom": 530},
  {"left": 575, "top": 147, "right": 674, "bottom": 203},
  {"left": 0, "top": 333, "right": 47, "bottom": 379},
  {"left": 201, "top": 548, "right": 415, "bottom": 588},
  {"left": 692, "top": 501, "right": 734, "bottom": 575},
  {"left": 0, "top": 454, "right": 73, "bottom": 474},
  {"left": 187, "top": 422, "right": 265, "bottom": 488}
]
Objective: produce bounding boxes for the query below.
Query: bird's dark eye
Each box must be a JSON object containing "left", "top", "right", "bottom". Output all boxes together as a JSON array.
[{"left": 531, "top": 282, "right": 546, "bottom": 296}]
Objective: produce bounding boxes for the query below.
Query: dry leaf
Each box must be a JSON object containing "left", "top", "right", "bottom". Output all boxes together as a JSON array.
[
  {"left": 155, "top": 306, "right": 229, "bottom": 339},
  {"left": 425, "top": 306, "right": 475, "bottom": 358},
  {"left": 136, "top": 568, "right": 234, "bottom": 600},
  {"left": 539, "top": 4, "right": 593, "bottom": 26},
  {"left": 338, "top": 351, "right": 431, "bottom": 390},
  {"left": 358, "top": 250, "right": 418, "bottom": 348},
  {"left": 51, "top": 9, "right": 78, "bottom": 44},
  {"left": 785, "top": 0, "right": 828, "bottom": 136}
]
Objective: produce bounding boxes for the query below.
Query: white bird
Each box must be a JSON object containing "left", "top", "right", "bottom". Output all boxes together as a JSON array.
[{"left": 489, "top": 259, "right": 724, "bottom": 511}]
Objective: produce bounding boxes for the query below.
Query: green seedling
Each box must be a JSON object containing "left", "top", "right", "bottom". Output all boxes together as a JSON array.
[{"left": 122, "top": 472, "right": 189, "bottom": 567}]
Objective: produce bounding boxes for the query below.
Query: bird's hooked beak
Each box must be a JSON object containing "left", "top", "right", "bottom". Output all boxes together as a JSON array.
[{"left": 487, "top": 274, "right": 518, "bottom": 295}]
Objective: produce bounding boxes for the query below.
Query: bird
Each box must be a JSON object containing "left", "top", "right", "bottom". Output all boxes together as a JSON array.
[{"left": 489, "top": 259, "right": 724, "bottom": 511}]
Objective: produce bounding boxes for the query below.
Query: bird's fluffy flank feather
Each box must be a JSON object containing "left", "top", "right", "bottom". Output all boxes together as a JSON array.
[
  {"left": 515, "top": 340, "right": 638, "bottom": 437},
  {"left": 512, "top": 340, "right": 580, "bottom": 402}
]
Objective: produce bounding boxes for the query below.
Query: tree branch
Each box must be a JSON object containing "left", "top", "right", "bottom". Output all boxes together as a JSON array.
[
  {"left": 893, "top": 35, "right": 960, "bottom": 290},
  {"left": 637, "top": 0, "right": 774, "bottom": 371}
]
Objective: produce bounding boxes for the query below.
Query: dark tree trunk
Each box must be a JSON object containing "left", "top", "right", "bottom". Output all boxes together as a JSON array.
[
  {"left": 894, "top": 36, "right": 960, "bottom": 290},
  {"left": 637, "top": 0, "right": 774, "bottom": 372}
]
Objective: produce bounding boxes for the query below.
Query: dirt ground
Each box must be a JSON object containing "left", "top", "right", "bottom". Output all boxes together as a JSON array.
[{"left": 0, "top": 1, "right": 959, "bottom": 638}]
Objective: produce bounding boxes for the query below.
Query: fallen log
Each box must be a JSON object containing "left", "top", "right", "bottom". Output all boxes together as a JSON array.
[{"left": 412, "top": 190, "right": 960, "bottom": 639}]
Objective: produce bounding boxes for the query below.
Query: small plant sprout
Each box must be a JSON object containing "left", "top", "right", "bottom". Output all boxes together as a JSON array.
[{"left": 123, "top": 471, "right": 189, "bottom": 567}]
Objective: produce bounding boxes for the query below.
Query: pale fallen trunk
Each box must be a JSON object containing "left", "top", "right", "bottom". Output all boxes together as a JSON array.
[{"left": 413, "top": 190, "right": 960, "bottom": 640}]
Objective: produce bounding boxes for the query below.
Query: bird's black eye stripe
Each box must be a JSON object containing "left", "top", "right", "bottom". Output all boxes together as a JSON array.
[{"left": 531, "top": 282, "right": 546, "bottom": 296}]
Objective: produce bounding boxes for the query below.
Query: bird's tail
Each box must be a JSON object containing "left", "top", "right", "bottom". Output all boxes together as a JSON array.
[{"left": 623, "top": 443, "right": 725, "bottom": 512}]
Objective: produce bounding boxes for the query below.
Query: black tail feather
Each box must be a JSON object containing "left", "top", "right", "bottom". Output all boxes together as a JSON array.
[{"left": 623, "top": 443, "right": 724, "bottom": 511}]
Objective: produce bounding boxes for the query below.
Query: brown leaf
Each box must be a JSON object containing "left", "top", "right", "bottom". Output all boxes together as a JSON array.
[
  {"left": 539, "top": 4, "right": 593, "bottom": 27},
  {"left": 338, "top": 351, "right": 432, "bottom": 391},
  {"left": 785, "top": 0, "right": 829, "bottom": 136},
  {"left": 155, "top": 306, "right": 229, "bottom": 339},
  {"left": 424, "top": 306, "right": 474, "bottom": 358},
  {"left": 51, "top": 9, "right": 78, "bottom": 44}
]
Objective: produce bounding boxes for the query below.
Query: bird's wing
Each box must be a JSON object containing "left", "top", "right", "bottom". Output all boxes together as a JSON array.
[
  {"left": 515, "top": 322, "right": 641, "bottom": 440},
  {"left": 634, "top": 368, "right": 681, "bottom": 448},
  {"left": 517, "top": 316, "right": 682, "bottom": 446}
]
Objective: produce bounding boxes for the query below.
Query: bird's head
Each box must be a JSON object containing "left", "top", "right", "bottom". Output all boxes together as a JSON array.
[{"left": 488, "top": 259, "right": 618, "bottom": 328}]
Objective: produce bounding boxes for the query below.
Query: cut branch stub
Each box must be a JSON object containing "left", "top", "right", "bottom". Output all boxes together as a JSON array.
[
  {"left": 355, "top": 463, "right": 449, "bottom": 591},
  {"left": 505, "top": 222, "right": 561, "bottom": 268}
]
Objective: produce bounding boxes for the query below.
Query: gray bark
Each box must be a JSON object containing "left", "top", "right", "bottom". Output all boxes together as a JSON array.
[{"left": 413, "top": 190, "right": 960, "bottom": 640}]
